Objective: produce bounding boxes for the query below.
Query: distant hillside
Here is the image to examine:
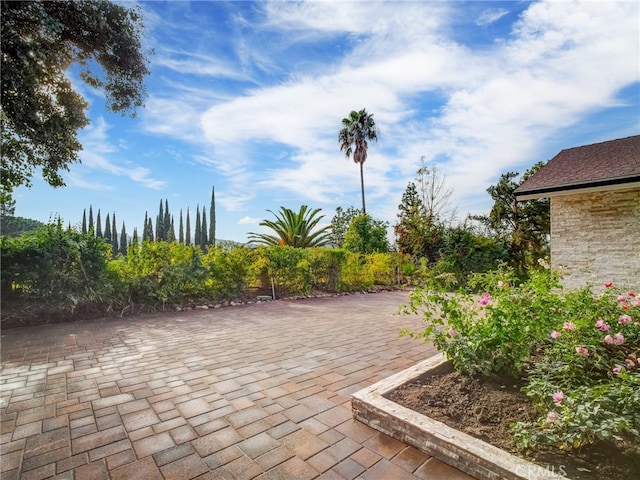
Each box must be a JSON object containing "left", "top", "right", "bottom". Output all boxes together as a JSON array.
[{"left": 0, "top": 216, "right": 46, "bottom": 237}]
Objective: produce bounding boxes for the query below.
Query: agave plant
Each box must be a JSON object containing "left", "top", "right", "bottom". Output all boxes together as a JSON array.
[{"left": 248, "top": 205, "right": 331, "bottom": 247}]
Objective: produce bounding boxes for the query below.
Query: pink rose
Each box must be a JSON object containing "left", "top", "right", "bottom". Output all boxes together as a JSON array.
[
  {"left": 625, "top": 358, "right": 636, "bottom": 369},
  {"left": 479, "top": 292, "right": 491, "bottom": 306},
  {"left": 619, "top": 315, "right": 632, "bottom": 324},
  {"left": 618, "top": 295, "right": 627, "bottom": 303},
  {"left": 546, "top": 411, "right": 559, "bottom": 423},
  {"left": 595, "top": 319, "right": 605, "bottom": 328},
  {"left": 552, "top": 391, "right": 564, "bottom": 404},
  {"left": 562, "top": 322, "right": 577, "bottom": 331},
  {"left": 448, "top": 327, "right": 458, "bottom": 337},
  {"left": 614, "top": 333, "right": 625, "bottom": 345},
  {"left": 604, "top": 335, "right": 614, "bottom": 345},
  {"left": 575, "top": 346, "right": 589, "bottom": 356},
  {"left": 550, "top": 330, "right": 561, "bottom": 339},
  {"left": 613, "top": 365, "right": 623, "bottom": 375}
]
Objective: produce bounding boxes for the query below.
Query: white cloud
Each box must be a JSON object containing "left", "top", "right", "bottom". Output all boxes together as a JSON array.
[
  {"left": 237, "top": 216, "right": 260, "bottom": 225},
  {"left": 142, "top": 0, "right": 639, "bottom": 226},
  {"left": 75, "top": 118, "right": 166, "bottom": 190},
  {"left": 476, "top": 8, "right": 508, "bottom": 26}
]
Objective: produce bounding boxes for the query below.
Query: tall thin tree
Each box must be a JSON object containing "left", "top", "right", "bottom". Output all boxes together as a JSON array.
[
  {"left": 88, "top": 205, "right": 94, "bottom": 234},
  {"left": 142, "top": 211, "right": 149, "bottom": 241},
  {"left": 338, "top": 108, "right": 379, "bottom": 214},
  {"left": 146, "top": 217, "right": 154, "bottom": 242},
  {"left": 194, "top": 204, "right": 201, "bottom": 248},
  {"left": 209, "top": 186, "right": 216, "bottom": 247},
  {"left": 119, "top": 222, "right": 127, "bottom": 256},
  {"left": 96, "top": 210, "right": 102, "bottom": 237},
  {"left": 164, "top": 199, "right": 171, "bottom": 239},
  {"left": 104, "top": 212, "right": 111, "bottom": 242},
  {"left": 179, "top": 209, "right": 184, "bottom": 244},
  {"left": 167, "top": 215, "right": 175, "bottom": 242},
  {"left": 156, "top": 200, "right": 164, "bottom": 241},
  {"left": 185, "top": 208, "right": 191, "bottom": 246},
  {"left": 201, "top": 206, "right": 208, "bottom": 249},
  {"left": 111, "top": 213, "right": 118, "bottom": 255},
  {"left": 81, "top": 209, "right": 87, "bottom": 235}
]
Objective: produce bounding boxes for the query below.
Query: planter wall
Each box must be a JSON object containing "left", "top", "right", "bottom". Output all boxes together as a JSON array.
[{"left": 351, "top": 353, "right": 569, "bottom": 480}]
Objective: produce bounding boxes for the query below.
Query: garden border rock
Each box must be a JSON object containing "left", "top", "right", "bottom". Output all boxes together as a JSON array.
[{"left": 351, "top": 353, "right": 569, "bottom": 480}]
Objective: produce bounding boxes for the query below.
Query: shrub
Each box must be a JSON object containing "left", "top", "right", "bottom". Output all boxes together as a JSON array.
[
  {"left": 401, "top": 264, "right": 563, "bottom": 378},
  {"left": 340, "top": 252, "right": 374, "bottom": 291},
  {"left": 259, "top": 245, "right": 307, "bottom": 298},
  {"left": 1, "top": 222, "right": 111, "bottom": 310},
  {"left": 402, "top": 265, "right": 640, "bottom": 451},
  {"left": 512, "top": 284, "right": 640, "bottom": 450},
  {"left": 302, "top": 247, "right": 346, "bottom": 292},
  {"left": 121, "top": 241, "right": 208, "bottom": 307},
  {"left": 203, "top": 245, "right": 258, "bottom": 300}
]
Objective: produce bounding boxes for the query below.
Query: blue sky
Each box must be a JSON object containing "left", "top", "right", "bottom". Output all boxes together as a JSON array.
[{"left": 13, "top": 0, "right": 640, "bottom": 243}]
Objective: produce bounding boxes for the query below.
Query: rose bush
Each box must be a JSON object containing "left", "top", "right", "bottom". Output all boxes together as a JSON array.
[
  {"left": 512, "top": 284, "right": 640, "bottom": 450},
  {"left": 402, "top": 267, "right": 640, "bottom": 451}
]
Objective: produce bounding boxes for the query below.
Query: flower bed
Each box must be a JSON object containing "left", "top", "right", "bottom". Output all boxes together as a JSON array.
[
  {"left": 352, "top": 354, "right": 569, "bottom": 480},
  {"left": 357, "top": 266, "right": 639, "bottom": 479}
]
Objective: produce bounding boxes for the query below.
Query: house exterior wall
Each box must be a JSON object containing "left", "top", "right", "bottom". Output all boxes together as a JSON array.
[{"left": 550, "top": 187, "right": 640, "bottom": 292}]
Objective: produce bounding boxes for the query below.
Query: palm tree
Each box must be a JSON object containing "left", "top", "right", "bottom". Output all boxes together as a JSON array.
[
  {"left": 248, "top": 205, "right": 331, "bottom": 247},
  {"left": 338, "top": 108, "right": 379, "bottom": 214}
]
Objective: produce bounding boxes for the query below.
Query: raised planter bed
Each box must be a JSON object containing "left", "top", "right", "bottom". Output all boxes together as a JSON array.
[{"left": 351, "top": 353, "right": 568, "bottom": 480}]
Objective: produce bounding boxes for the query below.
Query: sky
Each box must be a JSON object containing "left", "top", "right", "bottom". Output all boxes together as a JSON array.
[{"left": 13, "top": 0, "right": 640, "bottom": 243}]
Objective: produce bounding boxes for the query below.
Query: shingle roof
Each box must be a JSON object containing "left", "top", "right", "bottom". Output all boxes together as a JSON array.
[{"left": 515, "top": 135, "right": 640, "bottom": 198}]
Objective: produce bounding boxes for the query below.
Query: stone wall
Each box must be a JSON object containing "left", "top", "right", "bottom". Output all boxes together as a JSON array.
[{"left": 550, "top": 186, "right": 640, "bottom": 292}]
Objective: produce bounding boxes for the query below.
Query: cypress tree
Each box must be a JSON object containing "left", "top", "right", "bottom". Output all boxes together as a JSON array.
[
  {"left": 88, "top": 205, "right": 94, "bottom": 234},
  {"left": 209, "top": 186, "right": 216, "bottom": 246},
  {"left": 120, "top": 222, "right": 127, "bottom": 256},
  {"left": 185, "top": 208, "right": 191, "bottom": 246},
  {"left": 82, "top": 209, "right": 87, "bottom": 235},
  {"left": 194, "top": 204, "right": 201, "bottom": 248},
  {"left": 142, "top": 212, "right": 149, "bottom": 241},
  {"left": 164, "top": 199, "right": 171, "bottom": 239},
  {"left": 179, "top": 209, "right": 184, "bottom": 244},
  {"left": 157, "top": 200, "right": 164, "bottom": 241},
  {"left": 96, "top": 210, "right": 102, "bottom": 237},
  {"left": 147, "top": 217, "right": 154, "bottom": 242},
  {"left": 111, "top": 213, "right": 118, "bottom": 254},
  {"left": 168, "top": 215, "right": 175, "bottom": 242},
  {"left": 132, "top": 227, "right": 139, "bottom": 244},
  {"left": 201, "top": 206, "right": 208, "bottom": 249},
  {"left": 104, "top": 213, "right": 111, "bottom": 242}
]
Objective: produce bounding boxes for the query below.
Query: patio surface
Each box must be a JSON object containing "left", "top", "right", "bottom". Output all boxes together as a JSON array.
[{"left": 1, "top": 291, "right": 474, "bottom": 480}]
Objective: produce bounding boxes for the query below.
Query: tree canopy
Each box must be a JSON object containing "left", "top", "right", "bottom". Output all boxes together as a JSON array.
[
  {"left": 343, "top": 214, "right": 389, "bottom": 254},
  {"left": 338, "top": 109, "right": 379, "bottom": 214},
  {"left": 472, "top": 162, "right": 550, "bottom": 268},
  {"left": 1, "top": 0, "right": 150, "bottom": 204},
  {"left": 248, "top": 205, "right": 331, "bottom": 248}
]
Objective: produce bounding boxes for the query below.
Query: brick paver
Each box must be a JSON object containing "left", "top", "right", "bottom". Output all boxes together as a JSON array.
[{"left": 1, "top": 291, "right": 475, "bottom": 479}]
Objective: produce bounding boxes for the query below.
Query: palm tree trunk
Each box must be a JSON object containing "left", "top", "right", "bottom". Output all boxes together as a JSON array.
[{"left": 360, "top": 161, "right": 366, "bottom": 214}]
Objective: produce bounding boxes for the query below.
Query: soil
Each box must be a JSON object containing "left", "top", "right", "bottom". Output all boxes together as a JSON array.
[{"left": 386, "top": 363, "right": 640, "bottom": 480}]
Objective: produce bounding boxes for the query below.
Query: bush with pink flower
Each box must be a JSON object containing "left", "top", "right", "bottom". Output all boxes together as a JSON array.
[
  {"left": 402, "top": 267, "right": 640, "bottom": 451},
  {"left": 512, "top": 282, "right": 640, "bottom": 450}
]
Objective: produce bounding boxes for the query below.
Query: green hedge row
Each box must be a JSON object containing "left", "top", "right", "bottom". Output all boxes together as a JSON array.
[{"left": 1, "top": 224, "right": 413, "bottom": 322}]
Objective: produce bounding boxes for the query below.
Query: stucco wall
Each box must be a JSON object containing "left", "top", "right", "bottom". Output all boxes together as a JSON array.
[{"left": 551, "top": 187, "right": 640, "bottom": 292}]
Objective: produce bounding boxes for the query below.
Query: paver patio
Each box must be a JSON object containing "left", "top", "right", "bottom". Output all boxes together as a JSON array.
[{"left": 1, "top": 291, "right": 474, "bottom": 480}]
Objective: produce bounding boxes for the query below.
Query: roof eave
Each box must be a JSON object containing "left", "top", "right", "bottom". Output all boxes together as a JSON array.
[{"left": 515, "top": 177, "right": 640, "bottom": 201}]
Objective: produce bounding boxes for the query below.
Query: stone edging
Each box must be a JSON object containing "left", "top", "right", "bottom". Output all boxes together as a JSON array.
[{"left": 351, "top": 353, "right": 570, "bottom": 480}]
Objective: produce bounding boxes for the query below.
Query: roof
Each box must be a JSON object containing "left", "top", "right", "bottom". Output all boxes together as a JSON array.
[{"left": 515, "top": 135, "right": 640, "bottom": 199}]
